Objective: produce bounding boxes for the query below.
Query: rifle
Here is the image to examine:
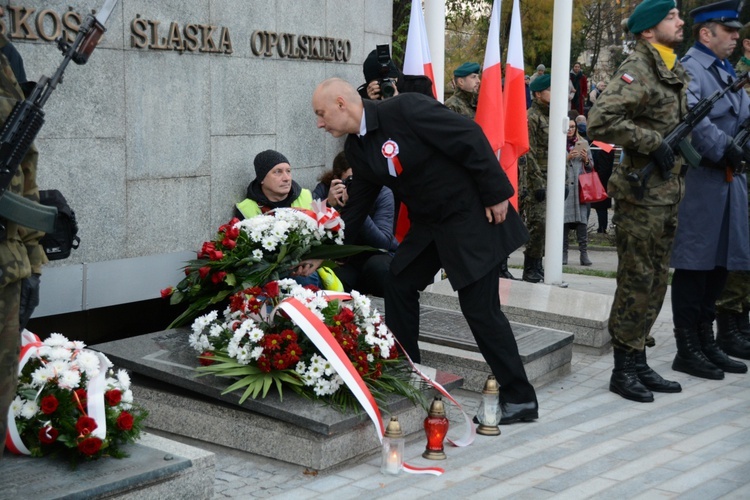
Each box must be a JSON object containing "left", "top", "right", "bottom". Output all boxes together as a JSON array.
[
  {"left": 0, "top": 0, "right": 118, "bottom": 233},
  {"left": 627, "top": 71, "right": 750, "bottom": 200}
]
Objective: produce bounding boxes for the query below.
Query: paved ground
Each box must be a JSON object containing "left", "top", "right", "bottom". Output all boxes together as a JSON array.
[{"left": 147, "top": 241, "right": 750, "bottom": 499}]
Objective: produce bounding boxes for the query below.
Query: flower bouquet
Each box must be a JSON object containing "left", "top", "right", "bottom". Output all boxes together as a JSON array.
[
  {"left": 188, "top": 279, "right": 425, "bottom": 412},
  {"left": 8, "top": 333, "right": 147, "bottom": 464},
  {"left": 163, "top": 203, "right": 372, "bottom": 328}
]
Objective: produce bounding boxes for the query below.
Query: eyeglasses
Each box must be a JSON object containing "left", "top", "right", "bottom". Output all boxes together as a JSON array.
[{"left": 568, "top": 125, "right": 577, "bottom": 130}]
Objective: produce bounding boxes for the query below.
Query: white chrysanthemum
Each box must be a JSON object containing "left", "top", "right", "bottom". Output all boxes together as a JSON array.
[
  {"left": 44, "top": 333, "right": 69, "bottom": 347},
  {"left": 122, "top": 389, "right": 133, "bottom": 403},
  {"left": 48, "top": 346, "right": 71, "bottom": 361},
  {"left": 70, "top": 340, "right": 86, "bottom": 350},
  {"left": 367, "top": 353, "right": 375, "bottom": 363},
  {"left": 76, "top": 351, "right": 101, "bottom": 375},
  {"left": 209, "top": 323, "right": 224, "bottom": 338},
  {"left": 47, "top": 359, "right": 70, "bottom": 375},
  {"left": 10, "top": 396, "right": 24, "bottom": 417},
  {"left": 295, "top": 361, "right": 307, "bottom": 375},
  {"left": 252, "top": 249, "right": 264, "bottom": 260},
  {"left": 192, "top": 310, "right": 219, "bottom": 335},
  {"left": 58, "top": 369, "right": 82, "bottom": 389},
  {"left": 248, "top": 327, "right": 264, "bottom": 343},
  {"left": 188, "top": 331, "right": 211, "bottom": 352},
  {"left": 31, "top": 365, "right": 55, "bottom": 386},
  {"left": 20, "top": 400, "right": 39, "bottom": 419},
  {"left": 116, "top": 369, "right": 131, "bottom": 390},
  {"left": 323, "top": 360, "right": 335, "bottom": 377},
  {"left": 249, "top": 346, "right": 264, "bottom": 361},
  {"left": 261, "top": 237, "right": 278, "bottom": 252},
  {"left": 271, "top": 220, "right": 291, "bottom": 238}
]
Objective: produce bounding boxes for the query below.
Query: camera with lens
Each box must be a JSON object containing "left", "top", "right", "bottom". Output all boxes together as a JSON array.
[
  {"left": 343, "top": 175, "right": 354, "bottom": 189},
  {"left": 376, "top": 44, "right": 397, "bottom": 99}
]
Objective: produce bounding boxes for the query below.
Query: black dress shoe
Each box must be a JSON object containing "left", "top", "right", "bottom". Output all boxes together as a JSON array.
[{"left": 499, "top": 401, "right": 538, "bottom": 424}]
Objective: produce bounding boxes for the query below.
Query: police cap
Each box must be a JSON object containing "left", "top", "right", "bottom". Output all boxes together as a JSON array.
[
  {"left": 627, "top": 0, "right": 677, "bottom": 34},
  {"left": 690, "top": 0, "right": 744, "bottom": 29},
  {"left": 454, "top": 62, "right": 480, "bottom": 77}
]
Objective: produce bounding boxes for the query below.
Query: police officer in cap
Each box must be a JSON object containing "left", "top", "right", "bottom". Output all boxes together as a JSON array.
[
  {"left": 444, "top": 62, "right": 480, "bottom": 119},
  {"left": 669, "top": 0, "right": 750, "bottom": 380}
]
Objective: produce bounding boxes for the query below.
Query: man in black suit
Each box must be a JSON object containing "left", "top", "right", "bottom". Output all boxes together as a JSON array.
[{"left": 312, "top": 78, "right": 538, "bottom": 423}]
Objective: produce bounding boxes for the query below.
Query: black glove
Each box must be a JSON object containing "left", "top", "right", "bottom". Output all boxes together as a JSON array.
[
  {"left": 725, "top": 141, "right": 744, "bottom": 172},
  {"left": 19, "top": 273, "right": 41, "bottom": 331},
  {"left": 534, "top": 189, "right": 546, "bottom": 202},
  {"left": 741, "top": 143, "right": 750, "bottom": 166},
  {"left": 649, "top": 141, "right": 675, "bottom": 179}
]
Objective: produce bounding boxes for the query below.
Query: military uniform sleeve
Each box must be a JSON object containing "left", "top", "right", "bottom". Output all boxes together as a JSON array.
[
  {"left": 525, "top": 111, "right": 546, "bottom": 192},
  {"left": 587, "top": 68, "right": 664, "bottom": 155}
]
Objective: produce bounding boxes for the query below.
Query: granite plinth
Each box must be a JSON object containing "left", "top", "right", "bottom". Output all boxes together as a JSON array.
[
  {"left": 91, "top": 330, "right": 462, "bottom": 470},
  {"left": 423, "top": 278, "right": 612, "bottom": 354},
  {"left": 0, "top": 433, "right": 214, "bottom": 500}
]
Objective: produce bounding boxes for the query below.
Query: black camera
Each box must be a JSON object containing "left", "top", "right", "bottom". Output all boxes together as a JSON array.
[
  {"left": 343, "top": 175, "right": 354, "bottom": 189},
  {"left": 376, "top": 44, "right": 397, "bottom": 99}
]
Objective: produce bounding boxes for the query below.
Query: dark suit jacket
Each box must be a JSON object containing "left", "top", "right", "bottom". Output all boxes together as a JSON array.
[{"left": 341, "top": 93, "right": 528, "bottom": 290}]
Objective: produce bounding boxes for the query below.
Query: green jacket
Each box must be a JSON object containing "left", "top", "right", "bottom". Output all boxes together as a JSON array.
[
  {"left": 444, "top": 88, "right": 477, "bottom": 119},
  {"left": 235, "top": 189, "right": 313, "bottom": 218},
  {"left": 0, "top": 34, "right": 45, "bottom": 287},
  {"left": 588, "top": 39, "right": 687, "bottom": 206},
  {"left": 525, "top": 99, "right": 550, "bottom": 193}
]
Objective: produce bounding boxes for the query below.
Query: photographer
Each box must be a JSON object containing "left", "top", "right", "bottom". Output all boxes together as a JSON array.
[{"left": 357, "top": 46, "right": 434, "bottom": 101}]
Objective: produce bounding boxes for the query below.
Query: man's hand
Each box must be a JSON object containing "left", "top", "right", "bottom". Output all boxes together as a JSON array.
[
  {"left": 485, "top": 200, "right": 509, "bottom": 224},
  {"left": 650, "top": 141, "right": 675, "bottom": 178},
  {"left": 291, "top": 259, "right": 323, "bottom": 277}
]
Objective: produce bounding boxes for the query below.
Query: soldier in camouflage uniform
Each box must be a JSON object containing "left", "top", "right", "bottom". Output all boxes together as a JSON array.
[
  {"left": 444, "top": 62, "right": 480, "bottom": 119},
  {"left": 523, "top": 74, "right": 551, "bottom": 283},
  {"left": 714, "top": 29, "right": 750, "bottom": 358},
  {"left": 587, "top": 0, "right": 686, "bottom": 403},
  {"left": 0, "top": 34, "right": 46, "bottom": 455}
]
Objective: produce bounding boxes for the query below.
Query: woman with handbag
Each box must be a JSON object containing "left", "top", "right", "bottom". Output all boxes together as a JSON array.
[{"left": 563, "top": 119, "right": 595, "bottom": 266}]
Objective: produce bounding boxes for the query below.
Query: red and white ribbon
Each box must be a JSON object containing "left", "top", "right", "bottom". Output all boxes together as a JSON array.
[
  {"left": 5, "top": 331, "right": 42, "bottom": 454},
  {"left": 276, "top": 292, "right": 475, "bottom": 475}
]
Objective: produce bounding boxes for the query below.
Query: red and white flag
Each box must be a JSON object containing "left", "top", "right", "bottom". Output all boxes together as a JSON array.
[
  {"left": 475, "top": 0, "right": 505, "bottom": 156},
  {"left": 500, "top": 0, "right": 529, "bottom": 210},
  {"left": 403, "top": 0, "right": 437, "bottom": 98}
]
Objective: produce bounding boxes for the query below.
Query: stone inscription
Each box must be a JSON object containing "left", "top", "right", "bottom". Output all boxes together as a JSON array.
[{"left": 0, "top": 4, "right": 351, "bottom": 62}]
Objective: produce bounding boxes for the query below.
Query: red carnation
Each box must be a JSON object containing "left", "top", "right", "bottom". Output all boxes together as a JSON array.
[
  {"left": 246, "top": 286, "right": 263, "bottom": 296},
  {"left": 116, "top": 411, "right": 134, "bottom": 431},
  {"left": 160, "top": 286, "right": 174, "bottom": 299},
  {"left": 105, "top": 389, "right": 122, "bottom": 406},
  {"left": 272, "top": 353, "right": 289, "bottom": 370},
  {"left": 334, "top": 308, "right": 355, "bottom": 325},
  {"left": 38, "top": 426, "right": 59, "bottom": 444},
  {"left": 77, "top": 436, "right": 103, "bottom": 456},
  {"left": 229, "top": 293, "right": 245, "bottom": 312},
  {"left": 75, "top": 416, "right": 98, "bottom": 435},
  {"left": 264, "top": 281, "right": 280, "bottom": 298},
  {"left": 284, "top": 343, "right": 302, "bottom": 364},
  {"left": 40, "top": 394, "right": 58, "bottom": 415},
  {"left": 257, "top": 355, "right": 271, "bottom": 373},
  {"left": 211, "top": 271, "right": 227, "bottom": 284},
  {"left": 248, "top": 298, "right": 263, "bottom": 314},
  {"left": 199, "top": 266, "right": 211, "bottom": 280},
  {"left": 262, "top": 334, "right": 283, "bottom": 351},
  {"left": 199, "top": 351, "right": 216, "bottom": 366}
]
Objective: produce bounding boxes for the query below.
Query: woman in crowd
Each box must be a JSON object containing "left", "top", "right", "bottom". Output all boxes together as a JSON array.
[{"left": 563, "top": 119, "right": 594, "bottom": 266}]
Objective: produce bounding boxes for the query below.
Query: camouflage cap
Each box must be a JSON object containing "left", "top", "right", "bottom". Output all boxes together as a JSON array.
[
  {"left": 529, "top": 74, "right": 550, "bottom": 92},
  {"left": 454, "top": 62, "right": 480, "bottom": 77},
  {"left": 627, "top": 0, "right": 676, "bottom": 34}
]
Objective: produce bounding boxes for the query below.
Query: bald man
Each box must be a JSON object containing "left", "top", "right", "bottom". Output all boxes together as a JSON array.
[{"left": 312, "top": 78, "right": 538, "bottom": 423}]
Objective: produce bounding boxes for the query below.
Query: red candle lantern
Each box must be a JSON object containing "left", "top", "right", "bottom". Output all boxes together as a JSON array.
[{"left": 422, "top": 396, "right": 449, "bottom": 460}]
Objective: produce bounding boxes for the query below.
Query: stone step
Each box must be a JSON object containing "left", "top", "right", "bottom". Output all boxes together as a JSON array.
[
  {"left": 0, "top": 432, "right": 215, "bottom": 499},
  {"left": 422, "top": 278, "right": 612, "bottom": 355}
]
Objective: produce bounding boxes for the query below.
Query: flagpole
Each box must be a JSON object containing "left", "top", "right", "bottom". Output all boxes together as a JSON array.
[
  {"left": 543, "top": 0, "right": 574, "bottom": 286},
  {"left": 424, "top": 0, "right": 445, "bottom": 102}
]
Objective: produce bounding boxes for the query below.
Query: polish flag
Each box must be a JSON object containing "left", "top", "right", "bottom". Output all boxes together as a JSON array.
[
  {"left": 499, "top": 0, "right": 529, "bottom": 210},
  {"left": 475, "top": 0, "right": 505, "bottom": 157},
  {"left": 403, "top": 0, "right": 437, "bottom": 98}
]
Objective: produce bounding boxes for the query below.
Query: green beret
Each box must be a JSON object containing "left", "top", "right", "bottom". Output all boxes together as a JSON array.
[
  {"left": 529, "top": 74, "right": 550, "bottom": 92},
  {"left": 627, "top": 0, "right": 676, "bottom": 34},
  {"left": 454, "top": 62, "right": 480, "bottom": 77}
]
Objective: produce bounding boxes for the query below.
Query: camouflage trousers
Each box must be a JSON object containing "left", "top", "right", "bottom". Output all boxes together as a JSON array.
[
  {"left": 523, "top": 199, "right": 546, "bottom": 259},
  {"left": 716, "top": 270, "right": 750, "bottom": 314},
  {"left": 0, "top": 280, "right": 21, "bottom": 454},
  {"left": 609, "top": 201, "right": 679, "bottom": 351}
]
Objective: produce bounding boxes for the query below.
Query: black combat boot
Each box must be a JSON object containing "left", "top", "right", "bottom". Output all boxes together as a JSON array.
[
  {"left": 672, "top": 326, "right": 724, "bottom": 380},
  {"left": 610, "top": 348, "right": 654, "bottom": 402},
  {"left": 499, "top": 257, "right": 519, "bottom": 280},
  {"left": 522, "top": 256, "right": 543, "bottom": 283},
  {"left": 577, "top": 223, "right": 592, "bottom": 266},
  {"left": 716, "top": 311, "right": 750, "bottom": 360},
  {"left": 634, "top": 349, "right": 681, "bottom": 393},
  {"left": 697, "top": 322, "right": 747, "bottom": 373}
]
